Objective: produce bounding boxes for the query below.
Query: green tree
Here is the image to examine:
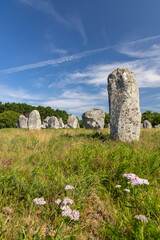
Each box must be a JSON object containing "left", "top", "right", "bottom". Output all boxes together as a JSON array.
[
  {"left": 0, "top": 111, "right": 20, "bottom": 129},
  {"left": 104, "top": 113, "right": 110, "bottom": 128}
]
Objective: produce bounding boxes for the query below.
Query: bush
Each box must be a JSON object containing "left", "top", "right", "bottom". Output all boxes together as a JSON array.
[{"left": 0, "top": 111, "right": 20, "bottom": 128}]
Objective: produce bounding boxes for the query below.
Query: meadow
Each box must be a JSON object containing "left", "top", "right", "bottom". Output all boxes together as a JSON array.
[{"left": 0, "top": 128, "right": 159, "bottom": 240}]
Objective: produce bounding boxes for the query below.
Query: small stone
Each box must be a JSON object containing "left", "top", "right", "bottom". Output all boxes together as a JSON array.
[
  {"left": 143, "top": 120, "right": 152, "bottom": 129},
  {"left": 67, "top": 115, "right": 79, "bottom": 128},
  {"left": 48, "top": 116, "right": 59, "bottom": 129},
  {"left": 82, "top": 110, "right": 105, "bottom": 129}
]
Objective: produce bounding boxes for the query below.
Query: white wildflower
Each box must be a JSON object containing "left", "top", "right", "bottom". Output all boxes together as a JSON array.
[
  {"left": 124, "top": 189, "right": 130, "bottom": 193},
  {"left": 115, "top": 185, "right": 121, "bottom": 188}
]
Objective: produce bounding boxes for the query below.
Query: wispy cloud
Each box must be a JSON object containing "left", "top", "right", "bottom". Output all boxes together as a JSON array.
[
  {"left": 0, "top": 46, "right": 112, "bottom": 73},
  {"left": 19, "top": 0, "right": 87, "bottom": 43},
  {"left": 118, "top": 35, "right": 160, "bottom": 58}
]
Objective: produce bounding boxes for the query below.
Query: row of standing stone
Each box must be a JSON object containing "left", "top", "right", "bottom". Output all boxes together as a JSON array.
[
  {"left": 17, "top": 112, "right": 80, "bottom": 130},
  {"left": 17, "top": 109, "right": 105, "bottom": 130}
]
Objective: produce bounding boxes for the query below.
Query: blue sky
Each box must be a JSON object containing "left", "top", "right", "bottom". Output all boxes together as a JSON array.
[{"left": 0, "top": 0, "right": 160, "bottom": 118}]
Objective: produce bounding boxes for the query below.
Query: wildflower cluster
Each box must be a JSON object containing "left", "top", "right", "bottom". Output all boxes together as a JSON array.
[
  {"left": 33, "top": 197, "right": 46, "bottom": 205},
  {"left": 122, "top": 173, "right": 149, "bottom": 186},
  {"left": 55, "top": 185, "right": 80, "bottom": 221}
]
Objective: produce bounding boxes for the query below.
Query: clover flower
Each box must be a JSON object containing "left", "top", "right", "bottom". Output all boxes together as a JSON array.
[
  {"left": 122, "top": 173, "right": 149, "bottom": 186},
  {"left": 62, "top": 197, "right": 74, "bottom": 205},
  {"left": 115, "top": 185, "right": 121, "bottom": 188},
  {"left": 124, "top": 189, "right": 130, "bottom": 192},
  {"left": 135, "top": 214, "right": 148, "bottom": 223},
  {"left": 33, "top": 197, "right": 46, "bottom": 205},
  {"left": 64, "top": 185, "right": 74, "bottom": 190},
  {"left": 55, "top": 199, "right": 61, "bottom": 205}
]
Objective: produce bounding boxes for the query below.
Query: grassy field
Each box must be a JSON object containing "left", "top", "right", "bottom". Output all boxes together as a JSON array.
[{"left": 0, "top": 128, "right": 159, "bottom": 240}]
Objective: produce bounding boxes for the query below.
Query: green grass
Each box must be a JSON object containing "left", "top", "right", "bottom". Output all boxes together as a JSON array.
[{"left": 0, "top": 128, "right": 159, "bottom": 239}]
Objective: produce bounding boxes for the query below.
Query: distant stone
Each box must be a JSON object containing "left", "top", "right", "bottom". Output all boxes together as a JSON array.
[
  {"left": 82, "top": 110, "right": 105, "bottom": 129},
  {"left": 107, "top": 68, "right": 141, "bottom": 142},
  {"left": 43, "top": 116, "right": 50, "bottom": 128},
  {"left": 18, "top": 115, "right": 28, "bottom": 128},
  {"left": 15, "top": 123, "right": 19, "bottom": 128},
  {"left": 143, "top": 120, "right": 152, "bottom": 129},
  {"left": 28, "top": 110, "right": 41, "bottom": 130},
  {"left": 140, "top": 123, "right": 143, "bottom": 129},
  {"left": 48, "top": 116, "right": 59, "bottom": 129},
  {"left": 107, "top": 123, "right": 110, "bottom": 128},
  {"left": 58, "top": 117, "right": 64, "bottom": 128},
  {"left": 67, "top": 115, "right": 79, "bottom": 128},
  {"left": 155, "top": 124, "right": 160, "bottom": 128},
  {"left": 41, "top": 125, "right": 46, "bottom": 129}
]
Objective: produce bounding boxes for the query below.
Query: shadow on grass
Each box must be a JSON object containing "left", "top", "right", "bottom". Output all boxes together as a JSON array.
[{"left": 60, "top": 131, "right": 110, "bottom": 141}]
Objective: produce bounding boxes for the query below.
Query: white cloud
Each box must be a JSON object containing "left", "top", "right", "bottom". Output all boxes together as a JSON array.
[
  {"left": 62, "top": 57, "right": 160, "bottom": 88},
  {"left": 0, "top": 84, "right": 41, "bottom": 102}
]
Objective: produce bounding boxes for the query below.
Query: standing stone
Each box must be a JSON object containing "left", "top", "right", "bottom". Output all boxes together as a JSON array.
[
  {"left": 28, "top": 110, "right": 41, "bottom": 130},
  {"left": 18, "top": 115, "right": 28, "bottom": 128},
  {"left": 140, "top": 123, "right": 143, "bottom": 129},
  {"left": 155, "top": 124, "right": 160, "bottom": 128},
  {"left": 107, "top": 68, "right": 141, "bottom": 142},
  {"left": 67, "top": 115, "right": 79, "bottom": 128},
  {"left": 43, "top": 116, "right": 50, "bottom": 128},
  {"left": 143, "top": 120, "right": 152, "bottom": 129},
  {"left": 48, "top": 116, "right": 59, "bottom": 129},
  {"left": 107, "top": 123, "right": 110, "bottom": 128},
  {"left": 82, "top": 110, "right": 105, "bottom": 129},
  {"left": 58, "top": 117, "right": 64, "bottom": 128}
]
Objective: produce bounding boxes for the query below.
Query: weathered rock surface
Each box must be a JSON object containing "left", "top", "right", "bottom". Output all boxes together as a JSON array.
[
  {"left": 17, "top": 115, "right": 28, "bottom": 128},
  {"left": 67, "top": 115, "right": 79, "bottom": 128},
  {"left": 48, "top": 116, "right": 59, "bottom": 129},
  {"left": 28, "top": 110, "right": 41, "bottom": 130},
  {"left": 107, "top": 68, "right": 141, "bottom": 142},
  {"left": 43, "top": 116, "right": 50, "bottom": 128},
  {"left": 58, "top": 117, "right": 64, "bottom": 128},
  {"left": 82, "top": 110, "right": 105, "bottom": 129},
  {"left": 143, "top": 120, "right": 152, "bottom": 129}
]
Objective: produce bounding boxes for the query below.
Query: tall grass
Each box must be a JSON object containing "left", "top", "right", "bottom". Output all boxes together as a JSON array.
[{"left": 0, "top": 128, "right": 159, "bottom": 239}]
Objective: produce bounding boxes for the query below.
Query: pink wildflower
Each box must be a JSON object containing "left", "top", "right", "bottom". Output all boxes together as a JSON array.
[
  {"left": 33, "top": 197, "right": 46, "bottom": 205},
  {"left": 62, "top": 197, "right": 74, "bottom": 205},
  {"left": 55, "top": 199, "right": 61, "bottom": 205},
  {"left": 70, "top": 210, "right": 80, "bottom": 221},
  {"left": 64, "top": 185, "right": 74, "bottom": 190},
  {"left": 135, "top": 214, "right": 148, "bottom": 223}
]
